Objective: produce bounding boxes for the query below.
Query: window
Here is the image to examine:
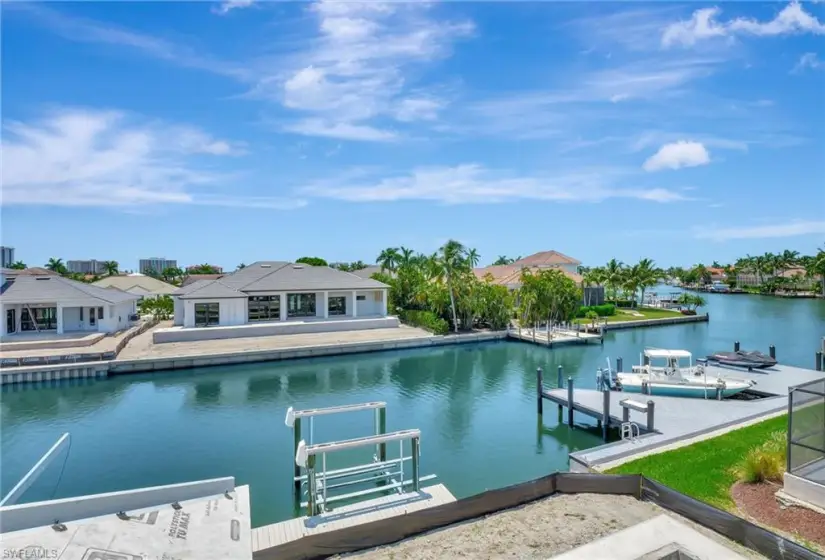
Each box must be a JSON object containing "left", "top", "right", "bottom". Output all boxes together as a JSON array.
[
  {"left": 21, "top": 307, "right": 57, "bottom": 331},
  {"left": 328, "top": 296, "right": 346, "bottom": 316},
  {"left": 194, "top": 303, "right": 220, "bottom": 327},
  {"left": 248, "top": 296, "right": 281, "bottom": 322},
  {"left": 356, "top": 295, "right": 366, "bottom": 301},
  {"left": 98, "top": 307, "right": 104, "bottom": 320},
  {"left": 287, "top": 293, "right": 316, "bottom": 317}
]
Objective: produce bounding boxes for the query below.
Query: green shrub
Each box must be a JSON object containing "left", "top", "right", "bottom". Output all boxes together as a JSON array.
[
  {"left": 576, "top": 304, "right": 616, "bottom": 318},
  {"left": 735, "top": 431, "right": 786, "bottom": 483},
  {"left": 399, "top": 310, "right": 449, "bottom": 335}
]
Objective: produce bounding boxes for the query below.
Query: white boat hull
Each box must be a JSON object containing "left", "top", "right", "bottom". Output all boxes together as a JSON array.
[{"left": 617, "top": 373, "right": 752, "bottom": 399}]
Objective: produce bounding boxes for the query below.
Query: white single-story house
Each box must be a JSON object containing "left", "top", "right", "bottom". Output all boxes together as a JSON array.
[
  {"left": 92, "top": 274, "right": 177, "bottom": 298},
  {"left": 1, "top": 274, "right": 140, "bottom": 338},
  {"left": 156, "top": 261, "right": 395, "bottom": 343}
]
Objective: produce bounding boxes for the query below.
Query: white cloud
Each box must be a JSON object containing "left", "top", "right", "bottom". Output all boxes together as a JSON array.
[
  {"left": 694, "top": 221, "right": 825, "bottom": 241},
  {"left": 300, "top": 164, "right": 689, "bottom": 204},
  {"left": 261, "top": 1, "right": 473, "bottom": 140},
  {"left": 212, "top": 0, "right": 254, "bottom": 16},
  {"left": 663, "top": 1, "right": 825, "bottom": 47},
  {"left": 283, "top": 119, "right": 397, "bottom": 142},
  {"left": 643, "top": 141, "right": 711, "bottom": 172},
  {"left": 0, "top": 108, "right": 304, "bottom": 210},
  {"left": 792, "top": 52, "right": 823, "bottom": 73}
]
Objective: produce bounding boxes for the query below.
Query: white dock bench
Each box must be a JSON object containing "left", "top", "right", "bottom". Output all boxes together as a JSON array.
[{"left": 619, "top": 398, "right": 655, "bottom": 432}]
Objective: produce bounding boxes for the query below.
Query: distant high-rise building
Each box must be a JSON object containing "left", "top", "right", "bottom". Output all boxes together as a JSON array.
[
  {"left": 140, "top": 258, "right": 177, "bottom": 274},
  {"left": 67, "top": 259, "right": 109, "bottom": 274},
  {"left": 0, "top": 246, "right": 14, "bottom": 268}
]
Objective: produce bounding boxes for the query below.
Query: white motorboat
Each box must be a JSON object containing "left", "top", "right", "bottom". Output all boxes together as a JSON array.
[{"left": 617, "top": 348, "right": 755, "bottom": 398}]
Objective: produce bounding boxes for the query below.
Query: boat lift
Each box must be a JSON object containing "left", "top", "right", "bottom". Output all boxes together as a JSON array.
[{"left": 285, "top": 401, "right": 435, "bottom": 516}]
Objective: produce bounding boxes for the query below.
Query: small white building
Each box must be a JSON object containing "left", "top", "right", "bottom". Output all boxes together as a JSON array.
[
  {"left": 1, "top": 274, "right": 140, "bottom": 338},
  {"left": 157, "top": 261, "right": 394, "bottom": 343}
]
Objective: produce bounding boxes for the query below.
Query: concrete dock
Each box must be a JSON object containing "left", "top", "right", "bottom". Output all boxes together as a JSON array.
[
  {"left": 540, "top": 363, "right": 825, "bottom": 471},
  {"left": 508, "top": 327, "right": 602, "bottom": 347},
  {"left": 251, "top": 483, "right": 455, "bottom": 552}
]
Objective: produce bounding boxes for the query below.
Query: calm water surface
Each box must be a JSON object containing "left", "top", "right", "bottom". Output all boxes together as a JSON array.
[{"left": 2, "top": 289, "right": 823, "bottom": 526}]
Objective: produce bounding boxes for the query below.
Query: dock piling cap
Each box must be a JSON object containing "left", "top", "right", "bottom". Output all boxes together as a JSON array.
[
  {"left": 295, "top": 441, "right": 308, "bottom": 467},
  {"left": 285, "top": 407, "right": 295, "bottom": 428}
]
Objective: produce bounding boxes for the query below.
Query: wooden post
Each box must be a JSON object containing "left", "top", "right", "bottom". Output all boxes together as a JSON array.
[
  {"left": 293, "top": 417, "right": 302, "bottom": 496},
  {"left": 536, "top": 367, "right": 544, "bottom": 415},
  {"left": 411, "top": 437, "right": 421, "bottom": 492},
  {"left": 567, "top": 376, "right": 574, "bottom": 426},
  {"left": 734, "top": 341, "right": 740, "bottom": 352},
  {"left": 646, "top": 400, "right": 655, "bottom": 432},
  {"left": 602, "top": 389, "right": 610, "bottom": 441},
  {"left": 769, "top": 345, "right": 776, "bottom": 360},
  {"left": 375, "top": 408, "right": 387, "bottom": 461},
  {"left": 306, "top": 454, "right": 316, "bottom": 516}
]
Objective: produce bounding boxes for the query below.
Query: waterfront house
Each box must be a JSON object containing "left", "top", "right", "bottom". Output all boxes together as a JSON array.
[
  {"left": 180, "top": 273, "right": 224, "bottom": 287},
  {"left": 1, "top": 274, "right": 140, "bottom": 338},
  {"left": 92, "top": 274, "right": 177, "bottom": 298},
  {"left": 473, "top": 251, "right": 604, "bottom": 304},
  {"left": 157, "top": 261, "right": 394, "bottom": 342}
]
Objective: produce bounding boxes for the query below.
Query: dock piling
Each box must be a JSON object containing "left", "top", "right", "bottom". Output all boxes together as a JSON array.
[
  {"left": 293, "top": 417, "right": 302, "bottom": 495},
  {"left": 646, "top": 400, "right": 655, "bottom": 432},
  {"left": 375, "top": 408, "right": 387, "bottom": 461},
  {"left": 557, "top": 365, "right": 563, "bottom": 388},
  {"left": 769, "top": 345, "right": 776, "bottom": 360},
  {"left": 567, "top": 377, "right": 574, "bottom": 426},
  {"left": 734, "top": 341, "right": 740, "bottom": 352},
  {"left": 602, "top": 390, "right": 610, "bottom": 441},
  {"left": 536, "top": 368, "right": 544, "bottom": 415},
  {"left": 816, "top": 352, "right": 823, "bottom": 372},
  {"left": 616, "top": 357, "right": 623, "bottom": 373}
]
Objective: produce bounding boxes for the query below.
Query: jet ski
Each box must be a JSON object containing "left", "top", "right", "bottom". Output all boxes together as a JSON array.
[{"left": 707, "top": 350, "right": 777, "bottom": 369}]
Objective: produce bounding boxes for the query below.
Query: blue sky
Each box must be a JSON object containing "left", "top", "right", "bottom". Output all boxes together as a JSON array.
[{"left": 2, "top": 1, "right": 824, "bottom": 270}]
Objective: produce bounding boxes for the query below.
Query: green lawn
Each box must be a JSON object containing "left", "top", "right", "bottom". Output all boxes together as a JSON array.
[
  {"left": 573, "top": 307, "right": 685, "bottom": 325},
  {"left": 607, "top": 415, "right": 787, "bottom": 509}
]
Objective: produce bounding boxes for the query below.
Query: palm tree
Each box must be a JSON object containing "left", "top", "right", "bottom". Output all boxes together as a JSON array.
[
  {"left": 807, "top": 245, "right": 825, "bottom": 296},
  {"left": 103, "top": 260, "right": 119, "bottom": 276},
  {"left": 45, "top": 258, "right": 67, "bottom": 274},
  {"left": 492, "top": 256, "right": 512, "bottom": 266},
  {"left": 466, "top": 248, "right": 480, "bottom": 268},
  {"left": 635, "top": 258, "right": 661, "bottom": 306},
  {"left": 237, "top": 263, "right": 246, "bottom": 270},
  {"left": 377, "top": 247, "right": 401, "bottom": 273},
  {"left": 437, "top": 239, "right": 466, "bottom": 333},
  {"left": 398, "top": 247, "right": 415, "bottom": 268},
  {"left": 604, "top": 259, "right": 624, "bottom": 301},
  {"left": 778, "top": 249, "right": 800, "bottom": 279},
  {"left": 9, "top": 261, "right": 26, "bottom": 270}
]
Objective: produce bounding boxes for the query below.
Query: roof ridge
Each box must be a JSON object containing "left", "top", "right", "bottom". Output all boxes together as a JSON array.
[{"left": 233, "top": 261, "right": 292, "bottom": 290}]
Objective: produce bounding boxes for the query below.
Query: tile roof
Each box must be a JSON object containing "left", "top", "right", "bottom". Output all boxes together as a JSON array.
[
  {"left": 173, "top": 261, "right": 389, "bottom": 298},
  {"left": 0, "top": 275, "right": 141, "bottom": 303},
  {"left": 348, "top": 265, "right": 383, "bottom": 279},
  {"left": 180, "top": 273, "right": 224, "bottom": 287},
  {"left": 513, "top": 251, "right": 581, "bottom": 266},
  {"left": 474, "top": 264, "right": 583, "bottom": 286},
  {"left": 92, "top": 275, "right": 178, "bottom": 295},
  {"left": 2, "top": 267, "right": 60, "bottom": 277}
]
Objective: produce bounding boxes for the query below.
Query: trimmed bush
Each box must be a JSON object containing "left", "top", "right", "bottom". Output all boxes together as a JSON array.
[
  {"left": 735, "top": 431, "right": 785, "bottom": 483},
  {"left": 399, "top": 310, "right": 450, "bottom": 335},
  {"left": 576, "top": 304, "right": 616, "bottom": 318}
]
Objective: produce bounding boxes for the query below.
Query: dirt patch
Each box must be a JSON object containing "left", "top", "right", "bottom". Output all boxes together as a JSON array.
[{"left": 732, "top": 481, "right": 825, "bottom": 549}]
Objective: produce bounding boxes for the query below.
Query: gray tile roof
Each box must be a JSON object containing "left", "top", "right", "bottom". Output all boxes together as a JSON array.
[
  {"left": 180, "top": 273, "right": 224, "bottom": 287},
  {"left": 172, "top": 261, "right": 389, "bottom": 298},
  {"left": 175, "top": 280, "right": 247, "bottom": 300},
  {"left": 348, "top": 265, "right": 383, "bottom": 279},
  {"left": 0, "top": 275, "right": 141, "bottom": 304}
]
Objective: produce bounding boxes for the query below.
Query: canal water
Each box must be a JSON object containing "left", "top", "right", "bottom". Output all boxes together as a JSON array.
[{"left": 2, "top": 289, "right": 823, "bottom": 527}]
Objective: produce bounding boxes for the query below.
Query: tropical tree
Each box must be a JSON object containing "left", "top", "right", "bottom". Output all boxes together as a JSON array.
[
  {"left": 492, "top": 256, "right": 512, "bottom": 266},
  {"left": 604, "top": 259, "right": 625, "bottom": 300},
  {"left": 161, "top": 267, "right": 185, "bottom": 283},
  {"left": 807, "top": 245, "right": 825, "bottom": 296},
  {"left": 377, "top": 247, "right": 401, "bottom": 273},
  {"left": 676, "top": 293, "right": 706, "bottom": 313},
  {"left": 138, "top": 295, "right": 174, "bottom": 320},
  {"left": 633, "top": 258, "right": 661, "bottom": 306},
  {"left": 9, "top": 261, "right": 26, "bottom": 269},
  {"left": 45, "top": 258, "right": 67, "bottom": 274},
  {"left": 103, "top": 260, "right": 119, "bottom": 276},
  {"left": 466, "top": 248, "right": 481, "bottom": 268},
  {"left": 237, "top": 263, "right": 246, "bottom": 270},
  {"left": 436, "top": 239, "right": 467, "bottom": 333},
  {"left": 294, "top": 257, "right": 327, "bottom": 267}
]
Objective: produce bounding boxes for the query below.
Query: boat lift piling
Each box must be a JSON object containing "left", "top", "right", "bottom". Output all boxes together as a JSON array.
[{"left": 816, "top": 351, "right": 823, "bottom": 372}]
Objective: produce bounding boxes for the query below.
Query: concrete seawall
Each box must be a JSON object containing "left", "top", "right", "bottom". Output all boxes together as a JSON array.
[
  {"left": 0, "top": 362, "right": 109, "bottom": 385},
  {"left": 110, "top": 331, "right": 508, "bottom": 374},
  {"left": 601, "top": 313, "right": 709, "bottom": 331}
]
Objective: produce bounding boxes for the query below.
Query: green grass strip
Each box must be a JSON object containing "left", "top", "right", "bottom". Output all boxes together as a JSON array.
[{"left": 608, "top": 414, "right": 787, "bottom": 509}]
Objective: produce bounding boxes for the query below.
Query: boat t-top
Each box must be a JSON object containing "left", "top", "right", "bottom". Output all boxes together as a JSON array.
[{"left": 616, "top": 348, "right": 755, "bottom": 399}]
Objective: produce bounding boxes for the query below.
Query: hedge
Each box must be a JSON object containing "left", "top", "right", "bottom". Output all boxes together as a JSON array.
[
  {"left": 576, "top": 304, "right": 616, "bottom": 318},
  {"left": 399, "top": 310, "right": 450, "bottom": 335}
]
